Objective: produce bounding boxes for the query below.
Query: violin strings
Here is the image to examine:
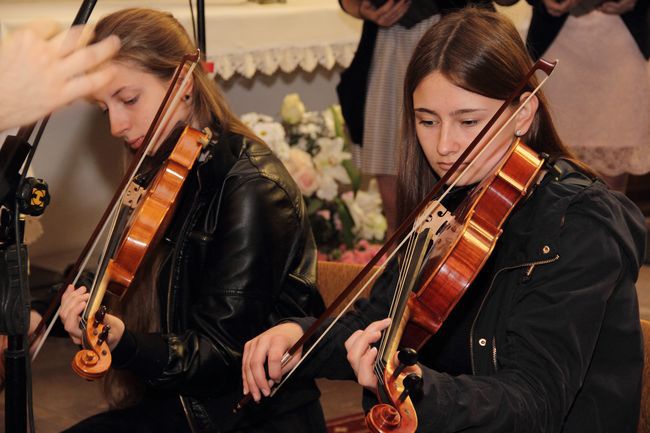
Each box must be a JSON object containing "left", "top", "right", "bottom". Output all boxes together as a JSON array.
[
  {"left": 377, "top": 229, "right": 417, "bottom": 363},
  {"left": 82, "top": 202, "right": 124, "bottom": 323},
  {"left": 373, "top": 232, "right": 419, "bottom": 389},
  {"left": 376, "top": 198, "right": 448, "bottom": 369}
]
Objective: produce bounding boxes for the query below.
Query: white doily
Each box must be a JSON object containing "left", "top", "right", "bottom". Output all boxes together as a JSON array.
[{"left": 212, "top": 42, "right": 358, "bottom": 80}]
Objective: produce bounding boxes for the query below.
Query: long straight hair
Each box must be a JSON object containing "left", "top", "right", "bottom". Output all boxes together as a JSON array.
[
  {"left": 397, "top": 7, "right": 590, "bottom": 223},
  {"left": 92, "top": 7, "right": 261, "bottom": 145},
  {"left": 89, "top": 8, "right": 263, "bottom": 408}
]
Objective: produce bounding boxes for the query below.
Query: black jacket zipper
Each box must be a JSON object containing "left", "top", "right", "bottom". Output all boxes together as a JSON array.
[{"left": 469, "top": 254, "right": 560, "bottom": 374}]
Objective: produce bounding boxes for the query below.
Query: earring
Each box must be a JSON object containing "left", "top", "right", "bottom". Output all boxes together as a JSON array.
[{"left": 515, "top": 129, "right": 523, "bottom": 137}]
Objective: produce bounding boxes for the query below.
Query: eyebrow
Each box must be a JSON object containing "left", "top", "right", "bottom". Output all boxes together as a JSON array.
[
  {"left": 414, "top": 107, "right": 487, "bottom": 116},
  {"left": 112, "top": 86, "right": 128, "bottom": 98},
  {"left": 89, "top": 86, "right": 129, "bottom": 106}
]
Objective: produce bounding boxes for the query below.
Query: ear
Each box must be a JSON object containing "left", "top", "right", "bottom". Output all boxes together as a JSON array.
[
  {"left": 180, "top": 73, "right": 195, "bottom": 99},
  {"left": 174, "top": 65, "right": 195, "bottom": 97},
  {"left": 513, "top": 92, "right": 539, "bottom": 136}
]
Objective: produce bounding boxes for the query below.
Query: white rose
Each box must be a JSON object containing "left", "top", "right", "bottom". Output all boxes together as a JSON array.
[
  {"left": 341, "top": 191, "right": 363, "bottom": 229},
  {"left": 280, "top": 93, "right": 305, "bottom": 125},
  {"left": 249, "top": 121, "right": 290, "bottom": 161},
  {"left": 359, "top": 212, "right": 387, "bottom": 241},
  {"left": 241, "top": 112, "right": 274, "bottom": 128},
  {"left": 297, "top": 122, "right": 321, "bottom": 139},
  {"left": 321, "top": 108, "right": 336, "bottom": 138},
  {"left": 316, "top": 175, "right": 338, "bottom": 201}
]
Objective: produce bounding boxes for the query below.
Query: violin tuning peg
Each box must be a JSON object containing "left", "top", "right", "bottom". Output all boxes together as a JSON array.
[
  {"left": 398, "top": 372, "right": 423, "bottom": 403},
  {"left": 391, "top": 347, "right": 419, "bottom": 380},
  {"left": 94, "top": 305, "right": 108, "bottom": 327},
  {"left": 96, "top": 325, "right": 111, "bottom": 347},
  {"left": 397, "top": 347, "right": 418, "bottom": 366}
]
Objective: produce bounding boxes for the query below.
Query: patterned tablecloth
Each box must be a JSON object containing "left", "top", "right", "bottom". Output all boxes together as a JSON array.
[{"left": 0, "top": 0, "right": 363, "bottom": 80}]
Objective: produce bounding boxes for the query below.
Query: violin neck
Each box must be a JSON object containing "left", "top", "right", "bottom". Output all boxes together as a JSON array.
[{"left": 82, "top": 272, "right": 109, "bottom": 329}]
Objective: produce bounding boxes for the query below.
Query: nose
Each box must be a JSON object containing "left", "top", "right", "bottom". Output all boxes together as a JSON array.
[
  {"left": 109, "top": 109, "right": 130, "bottom": 139},
  {"left": 436, "top": 123, "right": 459, "bottom": 157}
]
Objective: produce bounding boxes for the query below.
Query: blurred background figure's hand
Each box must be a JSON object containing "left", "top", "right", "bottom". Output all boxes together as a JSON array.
[{"left": 0, "top": 21, "right": 120, "bottom": 131}]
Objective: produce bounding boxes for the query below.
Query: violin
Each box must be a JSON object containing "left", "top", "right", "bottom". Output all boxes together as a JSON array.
[
  {"left": 30, "top": 51, "right": 213, "bottom": 380},
  {"left": 72, "top": 124, "right": 211, "bottom": 379},
  {"left": 70, "top": 53, "right": 213, "bottom": 380},
  {"left": 366, "top": 137, "right": 545, "bottom": 432}
]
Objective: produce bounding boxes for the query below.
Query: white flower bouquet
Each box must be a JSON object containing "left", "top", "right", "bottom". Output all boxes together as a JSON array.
[{"left": 242, "top": 93, "right": 387, "bottom": 261}]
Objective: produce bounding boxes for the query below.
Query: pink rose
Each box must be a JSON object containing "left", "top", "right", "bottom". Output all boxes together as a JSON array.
[
  {"left": 283, "top": 148, "right": 319, "bottom": 196},
  {"left": 317, "top": 209, "right": 331, "bottom": 220}
]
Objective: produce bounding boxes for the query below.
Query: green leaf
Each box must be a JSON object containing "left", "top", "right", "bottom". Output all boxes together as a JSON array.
[
  {"left": 306, "top": 197, "right": 324, "bottom": 214},
  {"left": 330, "top": 105, "right": 352, "bottom": 150},
  {"left": 342, "top": 159, "right": 361, "bottom": 192},
  {"left": 336, "top": 199, "right": 356, "bottom": 249}
]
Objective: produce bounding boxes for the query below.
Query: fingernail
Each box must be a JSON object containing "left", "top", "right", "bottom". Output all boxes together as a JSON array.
[{"left": 262, "top": 388, "right": 270, "bottom": 397}]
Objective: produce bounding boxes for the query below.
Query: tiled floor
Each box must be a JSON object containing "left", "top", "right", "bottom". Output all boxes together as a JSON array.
[{"left": 1, "top": 265, "right": 649, "bottom": 433}]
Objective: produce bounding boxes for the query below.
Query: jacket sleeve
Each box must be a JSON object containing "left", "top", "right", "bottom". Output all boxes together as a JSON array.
[
  {"left": 113, "top": 174, "right": 311, "bottom": 396},
  {"left": 413, "top": 205, "right": 637, "bottom": 432}
]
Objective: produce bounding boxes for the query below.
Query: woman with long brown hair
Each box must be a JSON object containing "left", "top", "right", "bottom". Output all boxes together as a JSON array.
[
  {"left": 242, "top": 7, "right": 645, "bottom": 432},
  {"left": 58, "top": 8, "right": 326, "bottom": 433}
]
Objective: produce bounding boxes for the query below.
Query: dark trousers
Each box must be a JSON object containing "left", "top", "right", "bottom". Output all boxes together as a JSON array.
[{"left": 61, "top": 394, "right": 327, "bottom": 433}]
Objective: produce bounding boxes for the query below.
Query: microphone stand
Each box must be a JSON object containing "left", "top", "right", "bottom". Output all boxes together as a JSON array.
[
  {"left": 0, "top": 2, "right": 97, "bottom": 432},
  {"left": 196, "top": 0, "right": 214, "bottom": 73},
  {"left": 197, "top": 0, "right": 206, "bottom": 57}
]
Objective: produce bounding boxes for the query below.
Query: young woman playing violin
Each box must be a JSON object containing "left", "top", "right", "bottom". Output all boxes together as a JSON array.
[
  {"left": 242, "top": 7, "right": 645, "bottom": 433},
  {"left": 58, "top": 8, "right": 326, "bottom": 433}
]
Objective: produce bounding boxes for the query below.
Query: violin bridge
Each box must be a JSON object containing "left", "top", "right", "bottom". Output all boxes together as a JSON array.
[
  {"left": 123, "top": 183, "right": 145, "bottom": 209},
  {"left": 415, "top": 200, "right": 453, "bottom": 236},
  {"left": 199, "top": 127, "right": 213, "bottom": 148}
]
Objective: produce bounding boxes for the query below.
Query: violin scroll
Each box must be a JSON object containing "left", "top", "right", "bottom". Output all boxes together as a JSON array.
[
  {"left": 71, "top": 305, "right": 112, "bottom": 380},
  {"left": 366, "top": 348, "right": 421, "bottom": 433}
]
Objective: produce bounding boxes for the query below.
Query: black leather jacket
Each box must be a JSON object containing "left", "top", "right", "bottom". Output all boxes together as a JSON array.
[
  {"left": 296, "top": 161, "right": 646, "bottom": 432},
  {"left": 112, "top": 127, "right": 325, "bottom": 432}
]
